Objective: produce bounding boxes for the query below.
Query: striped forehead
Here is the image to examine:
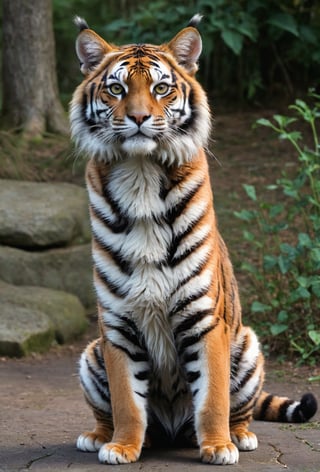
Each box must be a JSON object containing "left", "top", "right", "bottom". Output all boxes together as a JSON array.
[{"left": 107, "top": 47, "right": 172, "bottom": 83}]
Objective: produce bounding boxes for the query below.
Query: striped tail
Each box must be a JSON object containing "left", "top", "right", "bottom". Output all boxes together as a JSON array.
[{"left": 254, "top": 391, "right": 317, "bottom": 423}]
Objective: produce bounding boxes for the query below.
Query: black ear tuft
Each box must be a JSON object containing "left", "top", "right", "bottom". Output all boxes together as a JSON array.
[
  {"left": 74, "top": 16, "right": 89, "bottom": 32},
  {"left": 187, "top": 14, "right": 203, "bottom": 29}
]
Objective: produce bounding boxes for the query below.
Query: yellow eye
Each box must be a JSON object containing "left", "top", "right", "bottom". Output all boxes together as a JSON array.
[
  {"left": 154, "top": 83, "right": 169, "bottom": 95},
  {"left": 109, "top": 83, "right": 125, "bottom": 96}
]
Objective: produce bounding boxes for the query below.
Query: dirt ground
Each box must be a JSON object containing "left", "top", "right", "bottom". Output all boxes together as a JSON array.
[{"left": 1, "top": 110, "right": 319, "bottom": 471}]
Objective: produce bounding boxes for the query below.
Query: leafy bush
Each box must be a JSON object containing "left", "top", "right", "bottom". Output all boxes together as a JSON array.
[
  {"left": 235, "top": 92, "right": 320, "bottom": 364},
  {"left": 52, "top": 0, "right": 320, "bottom": 103}
]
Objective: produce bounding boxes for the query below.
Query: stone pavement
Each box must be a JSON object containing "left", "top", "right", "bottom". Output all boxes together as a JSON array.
[{"left": 1, "top": 345, "right": 319, "bottom": 472}]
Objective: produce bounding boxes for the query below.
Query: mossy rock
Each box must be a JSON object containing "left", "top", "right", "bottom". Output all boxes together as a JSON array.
[
  {"left": 0, "top": 281, "right": 89, "bottom": 356},
  {"left": 0, "top": 304, "right": 55, "bottom": 357}
]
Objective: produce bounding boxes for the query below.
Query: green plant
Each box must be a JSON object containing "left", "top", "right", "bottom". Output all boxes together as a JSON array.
[
  {"left": 235, "top": 91, "right": 320, "bottom": 364},
  {"left": 51, "top": 0, "right": 320, "bottom": 103}
]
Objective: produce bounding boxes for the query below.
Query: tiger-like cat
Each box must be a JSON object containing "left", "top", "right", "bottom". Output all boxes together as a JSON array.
[{"left": 70, "top": 15, "right": 317, "bottom": 465}]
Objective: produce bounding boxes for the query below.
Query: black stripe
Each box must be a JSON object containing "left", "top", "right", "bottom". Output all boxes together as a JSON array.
[
  {"left": 82, "top": 92, "right": 100, "bottom": 132},
  {"left": 278, "top": 399, "right": 294, "bottom": 422},
  {"left": 171, "top": 253, "right": 210, "bottom": 295},
  {"left": 186, "top": 370, "right": 201, "bottom": 383},
  {"left": 166, "top": 179, "right": 204, "bottom": 225},
  {"left": 174, "top": 309, "right": 212, "bottom": 337},
  {"left": 170, "top": 234, "right": 209, "bottom": 267},
  {"left": 183, "top": 350, "right": 199, "bottom": 364},
  {"left": 231, "top": 363, "right": 258, "bottom": 395},
  {"left": 110, "top": 342, "right": 148, "bottom": 363},
  {"left": 171, "top": 287, "right": 209, "bottom": 318},
  {"left": 102, "top": 183, "right": 130, "bottom": 228},
  {"left": 91, "top": 197, "right": 129, "bottom": 234},
  {"left": 231, "top": 380, "right": 262, "bottom": 414},
  {"left": 231, "top": 333, "right": 249, "bottom": 379},
  {"left": 230, "top": 400, "right": 256, "bottom": 423},
  {"left": 85, "top": 360, "right": 110, "bottom": 403},
  {"left": 180, "top": 88, "right": 196, "bottom": 131},
  {"left": 256, "top": 394, "right": 273, "bottom": 420},
  {"left": 171, "top": 205, "right": 208, "bottom": 251},
  {"left": 93, "top": 342, "right": 105, "bottom": 372},
  {"left": 110, "top": 324, "right": 141, "bottom": 347},
  {"left": 135, "top": 391, "right": 147, "bottom": 398},
  {"left": 134, "top": 370, "right": 150, "bottom": 381},
  {"left": 95, "top": 266, "right": 127, "bottom": 298},
  {"left": 230, "top": 413, "right": 253, "bottom": 427},
  {"left": 220, "top": 264, "right": 228, "bottom": 322},
  {"left": 178, "top": 321, "right": 218, "bottom": 355},
  {"left": 93, "top": 232, "right": 132, "bottom": 275}
]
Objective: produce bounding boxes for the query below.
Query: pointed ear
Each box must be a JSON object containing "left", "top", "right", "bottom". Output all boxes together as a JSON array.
[
  {"left": 167, "top": 27, "right": 202, "bottom": 75},
  {"left": 75, "top": 29, "right": 115, "bottom": 75}
]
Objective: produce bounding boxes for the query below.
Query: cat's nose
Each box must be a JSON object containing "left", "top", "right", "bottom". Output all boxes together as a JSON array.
[{"left": 128, "top": 113, "right": 151, "bottom": 126}]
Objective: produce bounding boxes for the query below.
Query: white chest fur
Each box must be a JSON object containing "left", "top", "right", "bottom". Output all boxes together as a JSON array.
[{"left": 93, "top": 157, "right": 179, "bottom": 370}]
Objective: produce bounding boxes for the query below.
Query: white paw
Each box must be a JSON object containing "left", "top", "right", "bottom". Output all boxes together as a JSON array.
[
  {"left": 231, "top": 431, "right": 258, "bottom": 451},
  {"left": 76, "top": 432, "right": 104, "bottom": 452},
  {"left": 98, "top": 442, "right": 139, "bottom": 464},
  {"left": 201, "top": 443, "right": 239, "bottom": 465}
]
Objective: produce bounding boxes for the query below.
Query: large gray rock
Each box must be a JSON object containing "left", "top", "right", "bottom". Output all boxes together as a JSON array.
[
  {"left": 0, "top": 281, "right": 88, "bottom": 351},
  {"left": 0, "top": 244, "right": 95, "bottom": 309},
  {"left": 0, "top": 180, "right": 91, "bottom": 248},
  {"left": 0, "top": 303, "right": 54, "bottom": 357}
]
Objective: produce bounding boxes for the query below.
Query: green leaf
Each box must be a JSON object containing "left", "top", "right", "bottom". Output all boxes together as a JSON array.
[
  {"left": 241, "top": 261, "right": 259, "bottom": 275},
  {"left": 308, "top": 330, "right": 320, "bottom": 346},
  {"left": 256, "top": 118, "right": 273, "bottom": 128},
  {"left": 309, "top": 376, "right": 320, "bottom": 382},
  {"left": 277, "top": 310, "right": 288, "bottom": 322},
  {"left": 251, "top": 301, "right": 271, "bottom": 313},
  {"left": 243, "top": 184, "right": 257, "bottom": 201},
  {"left": 243, "top": 230, "right": 256, "bottom": 242},
  {"left": 269, "top": 203, "right": 284, "bottom": 218},
  {"left": 278, "top": 254, "right": 291, "bottom": 274},
  {"left": 263, "top": 255, "right": 278, "bottom": 270},
  {"left": 273, "top": 115, "right": 298, "bottom": 128},
  {"left": 270, "top": 324, "right": 288, "bottom": 336},
  {"left": 311, "top": 280, "right": 320, "bottom": 298},
  {"left": 296, "top": 276, "right": 309, "bottom": 288},
  {"left": 311, "top": 248, "right": 320, "bottom": 263},
  {"left": 298, "top": 233, "right": 312, "bottom": 247},
  {"left": 267, "top": 13, "right": 299, "bottom": 37},
  {"left": 221, "top": 29, "right": 243, "bottom": 55},
  {"left": 289, "top": 286, "right": 311, "bottom": 303},
  {"left": 234, "top": 209, "right": 256, "bottom": 221}
]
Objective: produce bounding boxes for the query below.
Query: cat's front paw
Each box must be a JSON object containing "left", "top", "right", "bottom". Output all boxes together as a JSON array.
[
  {"left": 98, "top": 442, "right": 140, "bottom": 464},
  {"left": 200, "top": 442, "right": 239, "bottom": 465},
  {"left": 231, "top": 429, "right": 258, "bottom": 451}
]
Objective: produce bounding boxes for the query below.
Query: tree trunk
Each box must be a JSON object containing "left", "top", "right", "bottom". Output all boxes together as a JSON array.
[{"left": 2, "top": 0, "right": 68, "bottom": 136}]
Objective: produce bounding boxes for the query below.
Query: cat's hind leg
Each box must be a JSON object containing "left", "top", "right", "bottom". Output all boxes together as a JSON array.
[
  {"left": 77, "top": 338, "right": 113, "bottom": 452},
  {"left": 230, "top": 326, "right": 264, "bottom": 451}
]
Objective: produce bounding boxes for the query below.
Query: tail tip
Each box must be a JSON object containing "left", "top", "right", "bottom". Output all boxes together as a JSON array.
[{"left": 300, "top": 393, "right": 317, "bottom": 421}]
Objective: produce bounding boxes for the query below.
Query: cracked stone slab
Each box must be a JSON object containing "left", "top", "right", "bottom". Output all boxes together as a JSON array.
[{"left": 0, "top": 355, "right": 319, "bottom": 471}]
